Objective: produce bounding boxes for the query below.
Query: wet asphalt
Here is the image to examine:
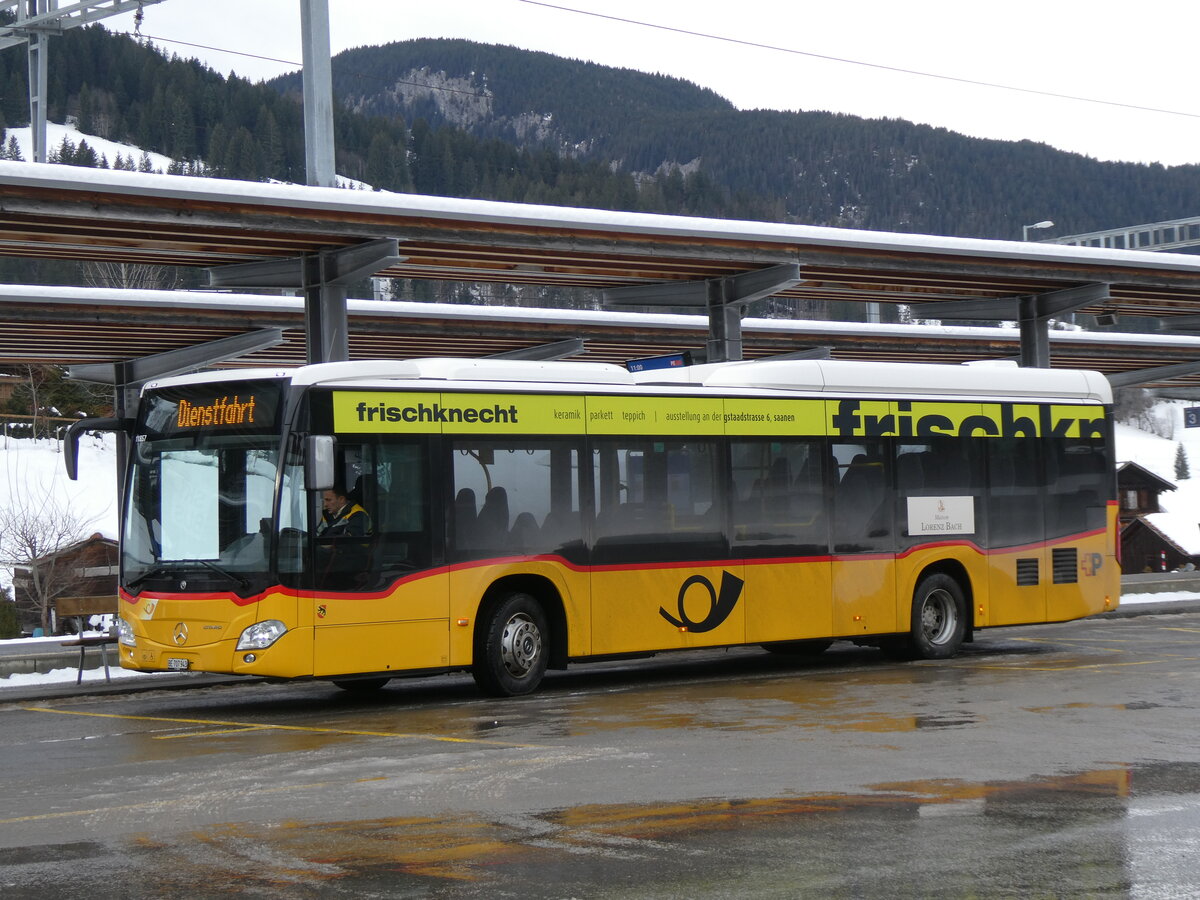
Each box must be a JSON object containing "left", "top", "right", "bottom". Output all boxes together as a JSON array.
[{"left": 2, "top": 600, "right": 1200, "bottom": 897}]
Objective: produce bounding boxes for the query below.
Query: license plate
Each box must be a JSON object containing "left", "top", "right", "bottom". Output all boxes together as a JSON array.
[{"left": 167, "top": 658, "right": 190, "bottom": 671}]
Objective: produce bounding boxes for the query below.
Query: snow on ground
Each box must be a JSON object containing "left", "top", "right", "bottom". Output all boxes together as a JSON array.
[
  {"left": 4, "top": 123, "right": 175, "bottom": 172},
  {"left": 0, "top": 429, "right": 118, "bottom": 594},
  {"left": 4, "top": 122, "right": 372, "bottom": 189}
]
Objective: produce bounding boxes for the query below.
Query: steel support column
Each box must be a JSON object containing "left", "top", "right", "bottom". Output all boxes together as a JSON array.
[
  {"left": 304, "top": 251, "right": 348, "bottom": 363},
  {"left": 207, "top": 239, "right": 405, "bottom": 364},
  {"left": 915, "top": 282, "right": 1111, "bottom": 369},
  {"left": 1018, "top": 295, "right": 1051, "bottom": 368},
  {"left": 706, "top": 277, "right": 745, "bottom": 362},
  {"left": 603, "top": 262, "right": 802, "bottom": 364}
]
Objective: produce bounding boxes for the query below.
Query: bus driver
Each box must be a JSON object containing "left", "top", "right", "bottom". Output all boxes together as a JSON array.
[{"left": 317, "top": 484, "right": 371, "bottom": 538}]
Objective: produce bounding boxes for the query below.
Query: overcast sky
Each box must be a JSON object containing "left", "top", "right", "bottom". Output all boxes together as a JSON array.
[{"left": 103, "top": 0, "right": 1200, "bottom": 167}]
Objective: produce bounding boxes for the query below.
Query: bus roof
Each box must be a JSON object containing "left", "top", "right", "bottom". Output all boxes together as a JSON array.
[
  {"left": 633, "top": 359, "right": 1113, "bottom": 403},
  {"left": 147, "top": 357, "right": 1111, "bottom": 404}
]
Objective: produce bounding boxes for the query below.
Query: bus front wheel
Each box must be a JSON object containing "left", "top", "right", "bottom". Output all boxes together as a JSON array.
[
  {"left": 904, "top": 573, "right": 966, "bottom": 660},
  {"left": 473, "top": 592, "right": 549, "bottom": 697}
]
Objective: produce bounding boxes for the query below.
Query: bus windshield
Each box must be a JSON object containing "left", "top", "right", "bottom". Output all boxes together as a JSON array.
[{"left": 122, "top": 380, "right": 287, "bottom": 594}]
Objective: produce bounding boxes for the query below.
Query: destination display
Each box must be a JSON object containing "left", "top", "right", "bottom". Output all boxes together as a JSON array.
[
  {"left": 142, "top": 380, "right": 284, "bottom": 436},
  {"left": 332, "top": 391, "right": 1106, "bottom": 438}
]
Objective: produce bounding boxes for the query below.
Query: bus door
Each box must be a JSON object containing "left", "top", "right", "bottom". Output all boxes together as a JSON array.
[
  {"left": 309, "top": 437, "right": 446, "bottom": 675},
  {"left": 986, "top": 430, "right": 1046, "bottom": 625},
  {"left": 447, "top": 437, "right": 588, "bottom": 665},
  {"left": 895, "top": 432, "right": 988, "bottom": 627},
  {"left": 590, "top": 437, "right": 736, "bottom": 654},
  {"left": 831, "top": 439, "right": 897, "bottom": 637},
  {"left": 731, "top": 439, "right": 832, "bottom": 643}
]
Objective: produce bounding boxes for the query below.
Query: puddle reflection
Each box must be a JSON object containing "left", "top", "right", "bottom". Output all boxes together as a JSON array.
[{"left": 57, "top": 763, "right": 1200, "bottom": 898}]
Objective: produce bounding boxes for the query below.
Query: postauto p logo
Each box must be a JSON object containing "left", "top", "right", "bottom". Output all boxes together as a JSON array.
[{"left": 660, "top": 571, "right": 745, "bottom": 633}]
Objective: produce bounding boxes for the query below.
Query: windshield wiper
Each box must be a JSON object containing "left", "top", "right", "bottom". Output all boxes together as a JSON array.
[
  {"left": 125, "top": 559, "right": 250, "bottom": 592},
  {"left": 193, "top": 558, "right": 250, "bottom": 591},
  {"left": 125, "top": 564, "right": 173, "bottom": 592}
]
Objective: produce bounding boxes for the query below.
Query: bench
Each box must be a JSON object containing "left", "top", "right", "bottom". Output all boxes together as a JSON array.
[{"left": 59, "top": 635, "right": 118, "bottom": 685}]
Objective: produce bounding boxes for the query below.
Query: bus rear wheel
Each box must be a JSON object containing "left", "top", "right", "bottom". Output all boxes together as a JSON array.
[
  {"left": 903, "top": 573, "right": 967, "bottom": 660},
  {"left": 473, "top": 592, "right": 549, "bottom": 697}
]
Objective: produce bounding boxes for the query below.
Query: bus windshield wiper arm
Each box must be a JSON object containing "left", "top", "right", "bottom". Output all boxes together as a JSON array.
[
  {"left": 125, "top": 564, "right": 172, "bottom": 591},
  {"left": 192, "top": 558, "right": 250, "bottom": 591}
]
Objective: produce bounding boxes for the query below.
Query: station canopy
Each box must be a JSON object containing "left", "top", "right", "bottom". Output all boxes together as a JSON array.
[{"left": 5, "top": 161, "right": 1200, "bottom": 383}]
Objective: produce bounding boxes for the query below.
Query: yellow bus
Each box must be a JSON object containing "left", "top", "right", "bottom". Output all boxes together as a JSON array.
[{"left": 69, "top": 357, "right": 1119, "bottom": 695}]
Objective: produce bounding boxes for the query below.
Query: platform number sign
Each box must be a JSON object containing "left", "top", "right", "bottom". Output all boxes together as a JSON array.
[{"left": 1187, "top": 407, "right": 1200, "bottom": 429}]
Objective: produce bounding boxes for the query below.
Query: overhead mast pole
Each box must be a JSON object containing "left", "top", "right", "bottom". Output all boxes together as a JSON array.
[
  {"left": 299, "top": 0, "right": 337, "bottom": 188},
  {"left": 298, "top": 0, "right": 350, "bottom": 363}
]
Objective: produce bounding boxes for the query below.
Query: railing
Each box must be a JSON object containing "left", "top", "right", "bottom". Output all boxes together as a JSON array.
[{"left": 1, "top": 413, "right": 84, "bottom": 442}]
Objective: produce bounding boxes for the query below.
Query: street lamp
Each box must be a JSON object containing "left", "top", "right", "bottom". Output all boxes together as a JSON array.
[{"left": 1023, "top": 220, "right": 1054, "bottom": 241}]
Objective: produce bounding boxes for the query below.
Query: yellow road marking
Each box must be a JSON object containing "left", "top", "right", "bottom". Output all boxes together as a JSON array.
[
  {"left": 0, "top": 781, "right": 335, "bottom": 826},
  {"left": 974, "top": 657, "right": 1200, "bottom": 672},
  {"left": 153, "top": 726, "right": 267, "bottom": 739},
  {"left": 22, "top": 707, "right": 545, "bottom": 749}
]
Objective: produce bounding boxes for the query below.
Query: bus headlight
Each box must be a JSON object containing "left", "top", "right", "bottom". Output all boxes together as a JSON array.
[
  {"left": 236, "top": 620, "right": 288, "bottom": 650},
  {"left": 117, "top": 617, "right": 136, "bottom": 647}
]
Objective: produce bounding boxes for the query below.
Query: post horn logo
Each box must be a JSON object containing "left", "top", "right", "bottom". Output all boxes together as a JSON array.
[
  {"left": 172, "top": 622, "right": 189, "bottom": 645},
  {"left": 660, "top": 571, "right": 745, "bottom": 633}
]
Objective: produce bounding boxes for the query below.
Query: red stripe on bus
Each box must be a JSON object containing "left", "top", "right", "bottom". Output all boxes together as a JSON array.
[{"left": 119, "top": 524, "right": 1111, "bottom": 606}]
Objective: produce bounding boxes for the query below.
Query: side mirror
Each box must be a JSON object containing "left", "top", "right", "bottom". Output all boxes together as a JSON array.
[
  {"left": 64, "top": 417, "right": 132, "bottom": 480},
  {"left": 305, "top": 435, "right": 336, "bottom": 491}
]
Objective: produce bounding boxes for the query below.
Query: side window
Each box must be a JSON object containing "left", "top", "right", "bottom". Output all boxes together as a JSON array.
[
  {"left": 313, "top": 439, "right": 432, "bottom": 590},
  {"left": 370, "top": 441, "right": 432, "bottom": 579},
  {"left": 312, "top": 441, "right": 376, "bottom": 590},
  {"left": 987, "top": 435, "right": 1044, "bottom": 548},
  {"left": 592, "top": 438, "right": 724, "bottom": 563},
  {"left": 451, "top": 440, "right": 583, "bottom": 561},
  {"left": 831, "top": 440, "right": 891, "bottom": 553},
  {"left": 1045, "top": 436, "right": 1109, "bottom": 538},
  {"left": 896, "top": 436, "right": 985, "bottom": 548},
  {"left": 731, "top": 439, "right": 828, "bottom": 555}
]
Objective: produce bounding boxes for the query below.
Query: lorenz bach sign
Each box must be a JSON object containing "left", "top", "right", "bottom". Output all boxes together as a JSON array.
[{"left": 332, "top": 393, "right": 1106, "bottom": 438}]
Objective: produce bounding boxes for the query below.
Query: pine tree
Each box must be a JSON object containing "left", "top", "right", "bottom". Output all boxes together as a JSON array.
[
  {"left": 77, "top": 83, "right": 95, "bottom": 135},
  {"left": 1175, "top": 443, "right": 1190, "bottom": 480},
  {"left": 364, "top": 132, "right": 397, "bottom": 190}
]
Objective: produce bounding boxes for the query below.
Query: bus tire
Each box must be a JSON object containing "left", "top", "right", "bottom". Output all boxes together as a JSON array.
[
  {"left": 473, "top": 592, "right": 549, "bottom": 697},
  {"left": 905, "top": 573, "right": 967, "bottom": 659},
  {"left": 761, "top": 639, "right": 833, "bottom": 656},
  {"left": 332, "top": 677, "right": 391, "bottom": 692}
]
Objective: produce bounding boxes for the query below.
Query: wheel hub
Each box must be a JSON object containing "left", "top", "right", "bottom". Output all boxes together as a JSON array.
[
  {"left": 500, "top": 613, "right": 542, "bottom": 677},
  {"left": 921, "top": 588, "right": 956, "bottom": 645}
]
